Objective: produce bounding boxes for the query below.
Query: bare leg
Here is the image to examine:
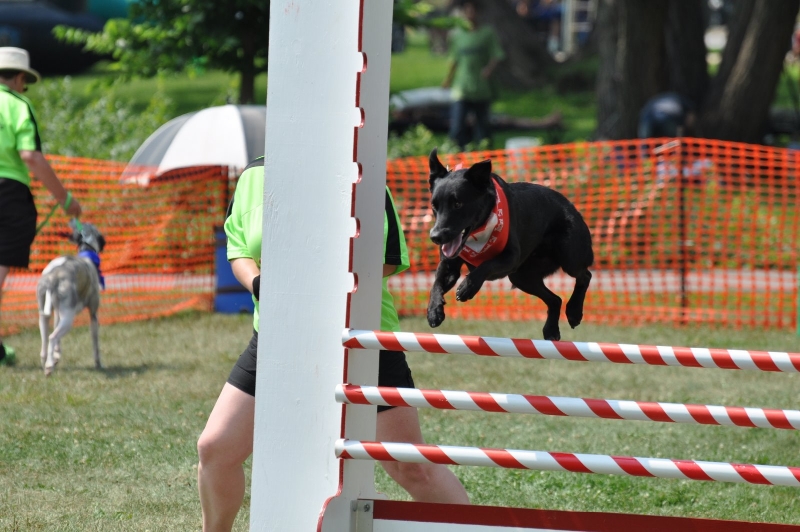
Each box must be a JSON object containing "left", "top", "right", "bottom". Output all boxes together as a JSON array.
[
  {"left": 197, "top": 383, "right": 255, "bottom": 532},
  {"left": 376, "top": 407, "right": 469, "bottom": 504}
]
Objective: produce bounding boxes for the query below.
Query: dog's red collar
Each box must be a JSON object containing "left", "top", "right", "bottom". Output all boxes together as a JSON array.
[{"left": 459, "top": 177, "right": 509, "bottom": 266}]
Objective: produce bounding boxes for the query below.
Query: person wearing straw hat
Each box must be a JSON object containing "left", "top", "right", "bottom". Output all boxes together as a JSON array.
[{"left": 0, "top": 47, "right": 82, "bottom": 366}]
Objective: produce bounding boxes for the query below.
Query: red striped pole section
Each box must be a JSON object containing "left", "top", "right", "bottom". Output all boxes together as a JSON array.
[
  {"left": 335, "top": 384, "right": 800, "bottom": 430},
  {"left": 343, "top": 329, "right": 800, "bottom": 373},
  {"left": 334, "top": 439, "right": 800, "bottom": 487}
]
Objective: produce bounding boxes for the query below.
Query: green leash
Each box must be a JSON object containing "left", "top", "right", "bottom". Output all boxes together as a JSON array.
[{"left": 35, "top": 191, "right": 74, "bottom": 234}]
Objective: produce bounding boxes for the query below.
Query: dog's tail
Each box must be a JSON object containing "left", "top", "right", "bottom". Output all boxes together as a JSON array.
[{"left": 43, "top": 289, "right": 53, "bottom": 317}]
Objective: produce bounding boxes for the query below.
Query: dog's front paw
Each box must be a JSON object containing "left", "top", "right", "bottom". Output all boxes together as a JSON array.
[
  {"left": 542, "top": 322, "right": 561, "bottom": 341},
  {"left": 455, "top": 276, "right": 482, "bottom": 302},
  {"left": 427, "top": 303, "right": 446, "bottom": 328},
  {"left": 566, "top": 300, "right": 583, "bottom": 329}
]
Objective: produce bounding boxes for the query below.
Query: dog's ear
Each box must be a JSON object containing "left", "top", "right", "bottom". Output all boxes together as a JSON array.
[
  {"left": 464, "top": 159, "right": 492, "bottom": 190},
  {"left": 68, "top": 229, "right": 82, "bottom": 245},
  {"left": 97, "top": 234, "right": 106, "bottom": 252},
  {"left": 428, "top": 147, "right": 449, "bottom": 191}
]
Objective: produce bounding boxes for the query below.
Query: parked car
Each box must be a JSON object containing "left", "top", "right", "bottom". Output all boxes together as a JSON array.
[{"left": 0, "top": 0, "right": 107, "bottom": 76}]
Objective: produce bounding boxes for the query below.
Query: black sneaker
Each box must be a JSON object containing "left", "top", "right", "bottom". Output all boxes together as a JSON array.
[{"left": 0, "top": 343, "right": 16, "bottom": 366}]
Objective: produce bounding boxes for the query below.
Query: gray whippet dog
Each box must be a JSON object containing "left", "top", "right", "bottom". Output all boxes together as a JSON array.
[{"left": 37, "top": 221, "right": 106, "bottom": 376}]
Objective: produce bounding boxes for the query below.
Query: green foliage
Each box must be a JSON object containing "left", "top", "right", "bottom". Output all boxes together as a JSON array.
[
  {"left": 30, "top": 77, "right": 174, "bottom": 161},
  {"left": 54, "top": 0, "right": 269, "bottom": 101},
  {"left": 393, "top": 0, "right": 466, "bottom": 30},
  {"left": 387, "top": 123, "right": 489, "bottom": 159}
]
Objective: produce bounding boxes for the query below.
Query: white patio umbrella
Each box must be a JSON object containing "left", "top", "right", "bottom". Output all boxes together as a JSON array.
[{"left": 123, "top": 104, "right": 266, "bottom": 184}]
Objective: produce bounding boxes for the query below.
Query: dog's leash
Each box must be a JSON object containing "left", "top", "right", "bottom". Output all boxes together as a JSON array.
[
  {"left": 35, "top": 202, "right": 59, "bottom": 234},
  {"left": 35, "top": 192, "right": 76, "bottom": 234}
]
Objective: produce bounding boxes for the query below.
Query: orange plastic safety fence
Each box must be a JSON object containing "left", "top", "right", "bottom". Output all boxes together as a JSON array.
[
  {"left": 3, "top": 138, "right": 798, "bottom": 337},
  {"left": 2, "top": 158, "right": 229, "bottom": 336},
  {"left": 386, "top": 138, "right": 800, "bottom": 330}
]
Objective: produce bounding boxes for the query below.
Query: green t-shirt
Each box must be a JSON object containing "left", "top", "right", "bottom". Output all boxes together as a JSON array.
[
  {"left": 0, "top": 84, "right": 41, "bottom": 186},
  {"left": 225, "top": 158, "right": 264, "bottom": 331},
  {"left": 448, "top": 25, "right": 505, "bottom": 102},
  {"left": 383, "top": 189, "right": 410, "bottom": 332},
  {"left": 225, "top": 158, "right": 410, "bottom": 333}
]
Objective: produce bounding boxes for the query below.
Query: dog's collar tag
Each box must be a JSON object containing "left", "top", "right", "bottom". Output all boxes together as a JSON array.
[
  {"left": 459, "top": 177, "right": 510, "bottom": 266},
  {"left": 78, "top": 250, "right": 106, "bottom": 290}
]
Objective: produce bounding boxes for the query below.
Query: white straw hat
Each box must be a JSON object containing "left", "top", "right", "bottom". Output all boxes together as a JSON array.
[{"left": 0, "top": 47, "right": 41, "bottom": 83}]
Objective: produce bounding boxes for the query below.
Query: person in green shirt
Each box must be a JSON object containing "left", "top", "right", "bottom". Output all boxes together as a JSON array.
[
  {"left": 196, "top": 160, "right": 469, "bottom": 531},
  {"left": 0, "top": 47, "right": 82, "bottom": 366},
  {"left": 442, "top": 0, "right": 505, "bottom": 149}
]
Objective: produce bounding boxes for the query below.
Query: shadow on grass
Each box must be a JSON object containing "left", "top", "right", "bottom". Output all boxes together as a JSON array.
[{"left": 6, "top": 362, "right": 192, "bottom": 378}]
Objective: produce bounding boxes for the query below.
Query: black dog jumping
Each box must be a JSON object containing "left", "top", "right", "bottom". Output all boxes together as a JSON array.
[{"left": 426, "top": 148, "right": 594, "bottom": 341}]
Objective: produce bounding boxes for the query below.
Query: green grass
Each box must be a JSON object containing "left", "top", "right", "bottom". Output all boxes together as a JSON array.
[{"left": 2, "top": 312, "right": 800, "bottom": 529}]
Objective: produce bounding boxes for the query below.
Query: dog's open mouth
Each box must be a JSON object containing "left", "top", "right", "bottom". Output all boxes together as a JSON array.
[{"left": 441, "top": 228, "right": 470, "bottom": 258}]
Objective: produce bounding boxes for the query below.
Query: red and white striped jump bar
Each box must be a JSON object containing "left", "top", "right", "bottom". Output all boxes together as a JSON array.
[
  {"left": 335, "top": 439, "right": 800, "bottom": 487},
  {"left": 343, "top": 329, "right": 800, "bottom": 373},
  {"left": 335, "top": 384, "right": 800, "bottom": 430}
]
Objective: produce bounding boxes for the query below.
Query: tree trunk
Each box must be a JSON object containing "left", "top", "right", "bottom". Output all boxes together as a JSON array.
[
  {"left": 664, "top": 0, "right": 707, "bottom": 106},
  {"left": 471, "top": 0, "right": 556, "bottom": 89},
  {"left": 595, "top": 0, "right": 619, "bottom": 139},
  {"left": 698, "top": 0, "right": 800, "bottom": 142},
  {"left": 238, "top": 29, "right": 257, "bottom": 104},
  {"left": 612, "top": 0, "right": 668, "bottom": 138}
]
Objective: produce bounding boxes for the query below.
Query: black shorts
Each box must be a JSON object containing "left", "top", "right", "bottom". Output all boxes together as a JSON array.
[
  {"left": 227, "top": 330, "right": 415, "bottom": 412},
  {"left": 0, "top": 178, "right": 37, "bottom": 268}
]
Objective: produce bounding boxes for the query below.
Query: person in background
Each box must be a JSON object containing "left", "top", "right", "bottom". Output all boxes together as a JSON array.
[
  {"left": 0, "top": 47, "right": 82, "bottom": 366},
  {"left": 443, "top": 0, "right": 505, "bottom": 150},
  {"left": 515, "top": 0, "right": 563, "bottom": 56},
  {"left": 196, "top": 158, "right": 469, "bottom": 532},
  {"left": 637, "top": 92, "right": 696, "bottom": 139}
]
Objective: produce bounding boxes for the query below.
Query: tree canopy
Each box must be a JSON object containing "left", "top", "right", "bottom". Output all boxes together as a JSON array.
[
  {"left": 57, "top": 0, "right": 268, "bottom": 103},
  {"left": 57, "top": 0, "right": 458, "bottom": 105}
]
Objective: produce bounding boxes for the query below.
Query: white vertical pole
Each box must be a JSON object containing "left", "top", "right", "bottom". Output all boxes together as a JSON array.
[
  {"left": 251, "top": 0, "right": 362, "bottom": 530},
  {"left": 251, "top": 0, "right": 394, "bottom": 530},
  {"left": 318, "top": 0, "right": 396, "bottom": 527}
]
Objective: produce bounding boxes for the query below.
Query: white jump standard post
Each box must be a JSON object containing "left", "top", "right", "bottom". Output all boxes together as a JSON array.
[{"left": 251, "top": 0, "right": 394, "bottom": 531}]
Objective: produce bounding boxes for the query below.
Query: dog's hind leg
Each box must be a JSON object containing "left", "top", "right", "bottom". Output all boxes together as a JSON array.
[
  {"left": 52, "top": 304, "right": 62, "bottom": 366},
  {"left": 39, "top": 288, "right": 52, "bottom": 369},
  {"left": 89, "top": 306, "right": 102, "bottom": 370},
  {"left": 38, "top": 311, "right": 49, "bottom": 370},
  {"left": 511, "top": 274, "right": 563, "bottom": 341},
  {"left": 565, "top": 269, "right": 592, "bottom": 329},
  {"left": 45, "top": 307, "right": 75, "bottom": 377}
]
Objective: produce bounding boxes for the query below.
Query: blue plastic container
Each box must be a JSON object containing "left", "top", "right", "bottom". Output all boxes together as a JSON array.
[{"left": 214, "top": 227, "right": 255, "bottom": 314}]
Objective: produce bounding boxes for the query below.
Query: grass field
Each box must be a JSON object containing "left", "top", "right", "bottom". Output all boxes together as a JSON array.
[{"left": 2, "top": 311, "right": 799, "bottom": 530}]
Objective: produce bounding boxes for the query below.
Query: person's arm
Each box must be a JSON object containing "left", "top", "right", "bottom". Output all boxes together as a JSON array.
[
  {"left": 383, "top": 264, "right": 398, "bottom": 277},
  {"left": 481, "top": 57, "right": 501, "bottom": 79},
  {"left": 482, "top": 28, "right": 506, "bottom": 79},
  {"left": 231, "top": 257, "right": 261, "bottom": 299},
  {"left": 442, "top": 60, "right": 457, "bottom": 88},
  {"left": 19, "top": 150, "right": 82, "bottom": 217}
]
